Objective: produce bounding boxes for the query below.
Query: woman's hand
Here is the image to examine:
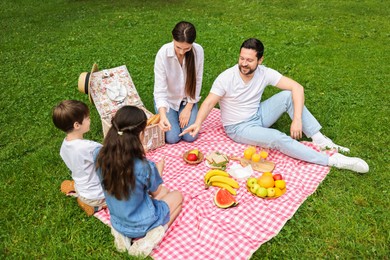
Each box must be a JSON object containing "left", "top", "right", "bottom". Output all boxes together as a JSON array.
[
  {"left": 158, "top": 109, "right": 171, "bottom": 132},
  {"left": 179, "top": 104, "right": 193, "bottom": 128}
]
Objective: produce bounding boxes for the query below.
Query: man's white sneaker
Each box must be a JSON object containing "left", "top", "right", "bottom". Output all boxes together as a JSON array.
[
  {"left": 127, "top": 225, "right": 165, "bottom": 258},
  {"left": 328, "top": 153, "right": 369, "bottom": 173},
  {"left": 314, "top": 137, "right": 350, "bottom": 153},
  {"left": 111, "top": 226, "right": 132, "bottom": 252}
]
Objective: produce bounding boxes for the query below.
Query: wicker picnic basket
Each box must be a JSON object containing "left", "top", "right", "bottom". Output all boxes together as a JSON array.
[{"left": 78, "top": 64, "right": 165, "bottom": 151}]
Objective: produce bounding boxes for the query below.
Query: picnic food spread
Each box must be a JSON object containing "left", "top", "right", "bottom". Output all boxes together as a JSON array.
[
  {"left": 230, "top": 146, "right": 275, "bottom": 172},
  {"left": 183, "top": 149, "right": 204, "bottom": 164},
  {"left": 246, "top": 172, "right": 287, "bottom": 199},
  {"left": 194, "top": 146, "right": 284, "bottom": 207},
  {"left": 204, "top": 169, "right": 240, "bottom": 195},
  {"left": 213, "top": 188, "right": 238, "bottom": 209},
  {"left": 205, "top": 151, "right": 229, "bottom": 170}
]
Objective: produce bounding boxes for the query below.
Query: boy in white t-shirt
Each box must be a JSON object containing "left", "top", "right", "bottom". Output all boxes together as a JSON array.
[{"left": 52, "top": 100, "right": 106, "bottom": 216}]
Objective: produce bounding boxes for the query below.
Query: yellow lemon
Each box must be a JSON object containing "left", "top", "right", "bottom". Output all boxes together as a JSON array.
[
  {"left": 259, "top": 151, "right": 268, "bottom": 159},
  {"left": 244, "top": 147, "right": 255, "bottom": 160},
  {"left": 251, "top": 153, "right": 261, "bottom": 162},
  {"left": 275, "top": 180, "right": 286, "bottom": 190}
]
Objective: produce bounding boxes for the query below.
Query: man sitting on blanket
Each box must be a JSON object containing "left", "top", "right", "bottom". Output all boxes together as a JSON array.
[{"left": 181, "top": 38, "right": 369, "bottom": 173}]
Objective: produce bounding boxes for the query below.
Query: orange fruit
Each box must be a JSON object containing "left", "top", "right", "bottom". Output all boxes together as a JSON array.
[
  {"left": 243, "top": 147, "right": 255, "bottom": 160},
  {"left": 259, "top": 151, "right": 268, "bottom": 159},
  {"left": 275, "top": 180, "right": 286, "bottom": 190},
  {"left": 262, "top": 172, "right": 273, "bottom": 177},
  {"left": 257, "top": 175, "right": 275, "bottom": 188},
  {"left": 274, "top": 187, "right": 283, "bottom": 197},
  {"left": 251, "top": 153, "right": 261, "bottom": 162}
]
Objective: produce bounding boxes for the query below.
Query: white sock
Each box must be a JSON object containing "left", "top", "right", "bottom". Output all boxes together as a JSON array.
[{"left": 311, "top": 132, "right": 326, "bottom": 144}]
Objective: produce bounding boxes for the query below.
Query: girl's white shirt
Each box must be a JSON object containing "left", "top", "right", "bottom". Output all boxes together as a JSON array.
[{"left": 153, "top": 41, "right": 204, "bottom": 112}]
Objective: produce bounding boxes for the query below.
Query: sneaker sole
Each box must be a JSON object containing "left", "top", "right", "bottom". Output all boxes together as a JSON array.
[{"left": 127, "top": 226, "right": 165, "bottom": 257}]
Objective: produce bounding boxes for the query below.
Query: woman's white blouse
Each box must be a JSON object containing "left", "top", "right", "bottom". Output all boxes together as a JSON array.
[{"left": 153, "top": 41, "right": 204, "bottom": 112}]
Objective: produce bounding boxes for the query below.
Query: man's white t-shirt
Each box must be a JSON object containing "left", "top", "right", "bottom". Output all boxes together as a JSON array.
[
  {"left": 60, "top": 139, "right": 104, "bottom": 200},
  {"left": 210, "top": 64, "right": 282, "bottom": 126}
]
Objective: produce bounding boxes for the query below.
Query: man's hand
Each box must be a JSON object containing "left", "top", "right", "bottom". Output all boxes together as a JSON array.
[
  {"left": 290, "top": 119, "right": 303, "bottom": 139},
  {"left": 180, "top": 123, "right": 200, "bottom": 137}
]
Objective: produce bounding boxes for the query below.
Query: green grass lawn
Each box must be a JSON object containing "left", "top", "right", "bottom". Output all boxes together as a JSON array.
[{"left": 1, "top": 0, "right": 389, "bottom": 258}]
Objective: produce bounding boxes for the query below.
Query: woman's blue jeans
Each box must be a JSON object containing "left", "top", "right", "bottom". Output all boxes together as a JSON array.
[
  {"left": 155, "top": 101, "right": 199, "bottom": 144},
  {"left": 224, "top": 91, "right": 329, "bottom": 165}
]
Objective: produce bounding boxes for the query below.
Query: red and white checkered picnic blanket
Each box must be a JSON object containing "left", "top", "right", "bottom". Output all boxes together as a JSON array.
[{"left": 95, "top": 108, "right": 333, "bottom": 259}]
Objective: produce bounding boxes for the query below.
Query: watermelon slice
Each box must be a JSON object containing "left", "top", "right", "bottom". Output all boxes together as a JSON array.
[{"left": 213, "top": 188, "right": 238, "bottom": 208}]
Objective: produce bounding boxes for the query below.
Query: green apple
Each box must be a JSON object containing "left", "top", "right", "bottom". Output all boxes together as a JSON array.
[
  {"left": 250, "top": 183, "right": 260, "bottom": 194},
  {"left": 246, "top": 177, "right": 258, "bottom": 188},
  {"left": 256, "top": 187, "right": 268, "bottom": 198},
  {"left": 267, "top": 187, "right": 276, "bottom": 197}
]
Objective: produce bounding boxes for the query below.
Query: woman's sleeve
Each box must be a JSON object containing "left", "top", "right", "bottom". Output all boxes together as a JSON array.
[
  {"left": 154, "top": 48, "right": 170, "bottom": 111},
  {"left": 188, "top": 43, "right": 204, "bottom": 104}
]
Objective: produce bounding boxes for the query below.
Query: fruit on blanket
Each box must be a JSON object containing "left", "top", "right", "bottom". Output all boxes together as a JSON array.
[
  {"left": 205, "top": 170, "right": 240, "bottom": 195},
  {"left": 256, "top": 187, "right": 268, "bottom": 198},
  {"left": 214, "top": 188, "right": 238, "bottom": 208},
  {"left": 259, "top": 151, "right": 268, "bottom": 159},
  {"left": 275, "top": 180, "right": 286, "bottom": 190},
  {"left": 204, "top": 169, "right": 230, "bottom": 184},
  {"left": 262, "top": 172, "right": 273, "bottom": 177},
  {"left": 274, "top": 187, "right": 283, "bottom": 197},
  {"left": 273, "top": 174, "right": 283, "bottom": 181},
  {"left": 207, "top": 175, "right": 239, "bottom": 189},
  {"left": 250, "top": 183, "right": 260, "bottom": 194},
  {"left": 189, "top": 149, "right": 199, "bottom": 157},
  {"left": 267, "top": 187, "right": 276, "bottom": 197},
  {"left": 251, "top": 153, "right": 261, "bottom": 162},
  {"left": 187, "top": 153, "right": 198, "bottom": 161},
  {"left": 258, "top": 175, "right": 275, "bottom": 189},
  {"left": 244, "top": 146, "right": 256, "bottom": 160},
  {"left": 246, "top": 177, "right": 258, "bottom": 188},
  {"left": 247, "top": 173, "right": 287, "bottom": 198},
  {"left": 211, "top": 182, "right": 237, "bottom": 195}
]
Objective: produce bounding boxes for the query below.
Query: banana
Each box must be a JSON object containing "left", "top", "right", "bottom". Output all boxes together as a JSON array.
[
  {"left": 204, "top": 169, "right": 229, "bottom": 184},
  {"left": 207, "top": 175, "right": 239, "bottom": 189},
  {"left": 210, "top": 182, "right": 237, "bottom": 195}
]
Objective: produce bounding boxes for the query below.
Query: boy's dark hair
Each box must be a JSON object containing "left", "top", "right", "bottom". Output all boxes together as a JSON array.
[
  {"left": 52, "top": 100, "right": 89, "bottom": 133},
  {"left": 240, "top": 38, "right": 265, "bottom": 60}
]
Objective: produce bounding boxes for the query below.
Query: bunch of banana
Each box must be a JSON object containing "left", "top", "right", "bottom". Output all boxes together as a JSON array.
[{"left": 204, "top": 169, "right": 239, "bottom": 195}]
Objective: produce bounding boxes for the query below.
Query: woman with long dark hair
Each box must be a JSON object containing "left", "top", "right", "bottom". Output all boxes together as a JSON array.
[{"left": 153, "top": 21, "right": 204, "bottom": 144}]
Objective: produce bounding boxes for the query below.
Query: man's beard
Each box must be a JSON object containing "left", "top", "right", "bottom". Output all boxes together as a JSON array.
[{"left": 239, "top": 65, "right": 256, "bottom": 75}]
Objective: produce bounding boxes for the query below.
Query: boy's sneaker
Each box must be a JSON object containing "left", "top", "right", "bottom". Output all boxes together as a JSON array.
[
  {"left": 60, "top": 180, "right": 76, "bottom": 196},
  {"left": 77, "top": 198, "right": 96, "bottom": 216},
  {"left": 111, "top": 227, "right": 132, "bottom": 252},
  {"left": 127, "top": 225, "right": 165, "bottom": 258},
  {"left": 314, "top": 137, "right": 350, "bottom": 153},
  {"left": 328, "top": 153, "right": 369, "bottom": 173}
]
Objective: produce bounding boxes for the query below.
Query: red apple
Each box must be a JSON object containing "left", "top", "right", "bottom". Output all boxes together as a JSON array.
[
  {"left": 273, "top": 174, "right": 283, "bottom": 181},
  {"left": 187, "top": 153, "right": 198, "bottom": 161}
]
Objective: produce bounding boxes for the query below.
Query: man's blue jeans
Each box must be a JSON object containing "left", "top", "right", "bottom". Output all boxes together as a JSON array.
[{"left": 224, "top": 91, "right": 329, "bottom": 165}]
